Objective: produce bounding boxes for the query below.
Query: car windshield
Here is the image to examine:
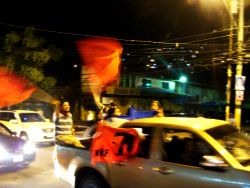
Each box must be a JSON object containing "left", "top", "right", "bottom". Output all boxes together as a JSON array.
[
  {"left": 206, "top": 125, "right": 250, "bottom": 166},
  {"left": 0, "top": 124, "right": 11, "bottom": 136},
  {"left": 19, "top": 113, "right": 46, "bottom": 122}
]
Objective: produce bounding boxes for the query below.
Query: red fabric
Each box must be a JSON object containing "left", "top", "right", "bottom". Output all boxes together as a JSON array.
[
  {"left": 76, "top": 37, "right": 123, "bottom": 95},
  {"left": 0, "top": 67, "right": 36, "bottom": 108},
  {"left": 91, "top": 122, "right": 140, "bottom": 164}
]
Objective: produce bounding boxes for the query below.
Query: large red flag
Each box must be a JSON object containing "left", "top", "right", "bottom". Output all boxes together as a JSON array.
[
  {"left": 91, "top": 122, "right": 140, "bottom": 164},
  {"left": 76, "top": 37, "right": 123, "bottom": 101},
  {"left": 0, "top": 67, "right": 36, "bottom": 108}
]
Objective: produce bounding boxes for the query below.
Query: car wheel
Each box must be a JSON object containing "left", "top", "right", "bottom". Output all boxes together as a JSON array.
[
  {"left": 76, "top": 174, "right": 106, "bottom": 188},
  {"left": 20, "top": 132, "right": 29, "bottom": 140}
]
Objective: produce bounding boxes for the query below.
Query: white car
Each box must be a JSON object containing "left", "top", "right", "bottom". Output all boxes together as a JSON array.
[{"left": 0, "top": 110, "right": 55, "bottom": 144}]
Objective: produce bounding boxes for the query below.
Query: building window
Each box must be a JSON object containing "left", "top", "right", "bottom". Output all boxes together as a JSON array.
[
  {"left": 131, "top": 76, "right": 135, "bottom": 88},
  {"left": 162, "top": 82, "right": 170, "bottom": 89},
  {"left": 142, "top": 79, "right": 152, "bottom": 88},
  {"left": 162, "top": 81, "right": 175, "bottom": 91},
  {"left": 126, "top": 78, "right": 130, "bottom": 87}
]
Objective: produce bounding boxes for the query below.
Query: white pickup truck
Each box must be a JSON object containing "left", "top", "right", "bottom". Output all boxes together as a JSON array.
[{"left": 53, "top": 117, "right": 250, "bottom": 188}]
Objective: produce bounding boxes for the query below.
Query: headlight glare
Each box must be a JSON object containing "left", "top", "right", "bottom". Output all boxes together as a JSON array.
[
  {"left": 23, "top": 142, "right": 36, "bottom": 155},
  {"left": 0, "top": 145, "right": 8, "bottom": 160}
]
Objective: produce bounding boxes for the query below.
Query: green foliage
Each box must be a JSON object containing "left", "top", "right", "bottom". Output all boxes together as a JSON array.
[
  {"left": 39, "top": 77, "right": 57, "bottom": 90},
  {"left": 4, "top": 31, "right": 21, "bottom": 52},
  {"left": 0, "top": 27, "right": 63, "bottom": 90},
  {"left": 20, "top": 65, "right": 44, "bottom": 82}
]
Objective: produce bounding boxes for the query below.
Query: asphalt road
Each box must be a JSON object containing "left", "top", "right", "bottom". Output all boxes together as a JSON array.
[{"left": 0, "top": 144, "right": 71, "bottom": 188}]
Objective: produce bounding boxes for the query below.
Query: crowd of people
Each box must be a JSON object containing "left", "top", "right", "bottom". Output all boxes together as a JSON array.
[{"left": 52, "top": 99, "right": 164, "bottom": 138}]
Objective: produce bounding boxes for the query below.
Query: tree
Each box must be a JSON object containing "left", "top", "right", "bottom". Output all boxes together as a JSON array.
[{"left": 0, "top": 27, "right": 62, "bottom": 90}]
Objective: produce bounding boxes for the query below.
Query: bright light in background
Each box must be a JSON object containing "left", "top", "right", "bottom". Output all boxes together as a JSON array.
[
  {"left": 0, "top": 145, "right": 8, "bottom": 160},
  {"left": 187, "top": 0, "right": 224, "bottom": 7},
  {"left": 179, "top": 75, "right": 188, "bottom": 83},
  {"left": 186, "top": 0, "right": 227, "bottom": 19}
]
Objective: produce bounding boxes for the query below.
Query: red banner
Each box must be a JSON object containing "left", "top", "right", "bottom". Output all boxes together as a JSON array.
[
  {"left": 91, "top": 122, "right": 140, "bottom": 164},
  {"left": 0, "top": 67, "right": 36, "bottom": 108}
]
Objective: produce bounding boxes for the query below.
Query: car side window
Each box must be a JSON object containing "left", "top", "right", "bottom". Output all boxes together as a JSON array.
[
  {"left": 0, "top": 112, "right": 16, "bottom": 121},
  {"left": 123, "top": 125, "right": 153, "bottom": 159},
  {"left": 136, "top": 127, "right": 153, "bottom": 159},
  {"left": 161, "top": 128, "right": 215, "bottom": 167}
]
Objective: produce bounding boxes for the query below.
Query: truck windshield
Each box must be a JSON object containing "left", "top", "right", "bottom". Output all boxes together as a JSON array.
[
  {"left": 19, "top": 113, "right": 46, "bottom": 122},
  {"left": 206, "top": 125, "right": 250, "bottom": 166}
]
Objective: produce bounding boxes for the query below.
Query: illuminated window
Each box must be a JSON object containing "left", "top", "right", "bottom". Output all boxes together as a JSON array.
[{"left": 142, "top": 79, "right": 152, "bottom": 88}]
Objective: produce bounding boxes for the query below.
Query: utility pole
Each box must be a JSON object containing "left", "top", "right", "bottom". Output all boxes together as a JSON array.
[
  {"left": 234, "top": 0, "right": 245, "bottom": 129},
  {"left": 225, "top": 0, "right": 237, "bottom": 122}
]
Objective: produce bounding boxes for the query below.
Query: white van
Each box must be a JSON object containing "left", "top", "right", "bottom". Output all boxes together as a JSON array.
[{"left": 0, "top": 110, "right": 55, "bottom": 143}]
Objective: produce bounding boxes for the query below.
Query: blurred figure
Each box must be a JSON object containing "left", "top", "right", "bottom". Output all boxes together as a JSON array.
[
  {"left": 36, "top": 108, "right": 44, "bottom": 116},
  {"left": 229, "top": 113, "right": 236, "bottom": 128},
  {"left": 151, "top": 100, "right": 164, "bottom": 117},
  {"left": 54, "top": 101, "right": 74, "bottom": 137},
  {"left": 103, "top": 103, "right": 128, "bottom": 127},
  {"left": 86, "top": 110, "right": 96, "bottom": 126},
  {"left": 96, "top": 102, "right": 121, "bottom": 121},
  {"left": 106, "top": 103, "right": 122, "bottom": 118}
]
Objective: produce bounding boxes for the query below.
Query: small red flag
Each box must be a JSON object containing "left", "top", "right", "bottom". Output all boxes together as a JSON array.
[
  {"left": 91, "top": 122, "right": 140, "bottom": 164},
  {"left": 0, "top": 67, "right": 36, "bottom": 108}
]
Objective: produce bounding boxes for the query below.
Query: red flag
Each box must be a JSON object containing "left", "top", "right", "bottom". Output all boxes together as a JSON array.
[
  {"left": 91, "top": 122, "right": 140, "bottom": 164},
  {"left": 76, "top": 37, "right": 123, "bottom": 97},
  {"left": 0, "top": 67, "right": 36, "bottom": 108}
]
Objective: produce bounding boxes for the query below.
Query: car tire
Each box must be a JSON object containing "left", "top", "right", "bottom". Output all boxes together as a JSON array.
[
  {"left": 20, "top": 132, "right": 29, "bottom": 140},
  {"left": 76, "top": 174, "right": 107, "bottom": 188}
]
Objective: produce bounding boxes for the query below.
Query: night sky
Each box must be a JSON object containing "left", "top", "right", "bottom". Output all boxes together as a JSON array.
[
  {"left": 0, "top": 0, "right": 233, "bottom": 40},
  {"left": 1, "top": 0, "right": 250, "bottom": 88}
]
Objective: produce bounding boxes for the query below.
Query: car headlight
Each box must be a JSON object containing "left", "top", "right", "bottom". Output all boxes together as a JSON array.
[
  {"left": 23, "top": 142, "right": 36, "bottom": 155},
  {"left": 0, "top": 145, "right": 8, "bottom": 160},
  {"left": 29, "top": 127, "right": 43, "bottom": 139}
]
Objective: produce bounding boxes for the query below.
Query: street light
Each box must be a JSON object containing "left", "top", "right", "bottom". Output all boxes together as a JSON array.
[{"left": 179, "top": 75, "right": 187, "bottom": 83}]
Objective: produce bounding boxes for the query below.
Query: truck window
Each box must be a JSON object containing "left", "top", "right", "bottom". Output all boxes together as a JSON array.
[{"left": 161, "top": 128, "right": 215, "bottom": 167}]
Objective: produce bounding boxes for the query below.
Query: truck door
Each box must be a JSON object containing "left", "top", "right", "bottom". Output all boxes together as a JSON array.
[
  {"left": 109, "top": 126, "right": 154, "bottom": 188},
  {"left": 152, "top": 127, "right": 248, "bottom": 188}
]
